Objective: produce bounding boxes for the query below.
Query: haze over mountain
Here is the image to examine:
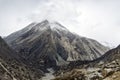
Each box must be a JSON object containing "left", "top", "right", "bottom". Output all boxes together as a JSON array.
[{"left": 5, "top": 20, "right": 109, "bottom": 69}]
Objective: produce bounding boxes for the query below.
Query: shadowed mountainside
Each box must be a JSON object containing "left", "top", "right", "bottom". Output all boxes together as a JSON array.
[{"left": 0, "top": 36, "right": 43, "bottom": 80}]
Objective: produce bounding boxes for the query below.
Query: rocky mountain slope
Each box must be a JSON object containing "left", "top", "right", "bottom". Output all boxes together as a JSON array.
[
  {"left": 96, "top": 45, "right": 120, "bottom": 63},
  {"left": 54, "top": 45, "right": 120, "bottom": 80},
  {"left": 0, "top": 36, "right": 43, "bottom": 80},
  {"left": 4, "top": 20, "right": 109, "bottom": 69}
]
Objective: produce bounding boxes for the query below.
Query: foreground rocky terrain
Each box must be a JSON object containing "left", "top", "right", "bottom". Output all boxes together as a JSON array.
[
  {"left": 53, "top": 45, "right": 120, "bottom": 80},
  {"left": 54, "top": 60, "right": 120, "bottom": 80}
]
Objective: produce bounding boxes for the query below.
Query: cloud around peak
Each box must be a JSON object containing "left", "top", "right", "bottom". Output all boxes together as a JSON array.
[{"left": 0, "top": 0, "right": 120, "bottom": 46}]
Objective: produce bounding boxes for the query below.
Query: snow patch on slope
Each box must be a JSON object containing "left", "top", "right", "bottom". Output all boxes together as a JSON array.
[{"left": 50, "top": 22, "right": 68, "bottom": 31}]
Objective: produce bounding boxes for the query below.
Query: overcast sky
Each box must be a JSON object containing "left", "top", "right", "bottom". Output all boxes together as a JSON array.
[{"left": 0, "top": 0, "right": 120, "bottom": 47}]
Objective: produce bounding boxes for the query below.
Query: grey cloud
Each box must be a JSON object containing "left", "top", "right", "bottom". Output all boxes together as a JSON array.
[{"left": 0, "top": 0, "right": 120, "bottom": 47}]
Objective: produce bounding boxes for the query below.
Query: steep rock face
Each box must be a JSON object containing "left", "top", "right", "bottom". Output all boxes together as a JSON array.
[
  {"left": 0, "top": 36, "right": 18, "bottom": 60},
  {"left": 4, "top": 20, "right": 109, "bottom": 67},
  {"left": 0, "top": 37, "right": 43, "bottom": 80}
]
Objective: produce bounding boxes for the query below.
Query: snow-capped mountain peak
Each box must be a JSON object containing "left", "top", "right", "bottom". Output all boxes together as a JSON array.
[
  {"left": 50, "top": 22, "right": 68, "bottom": 31},
  {"left": 31, "top": 20, "right": 69, "bottom": 32}
]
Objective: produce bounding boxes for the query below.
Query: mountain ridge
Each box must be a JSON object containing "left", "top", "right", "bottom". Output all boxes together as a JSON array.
[{"left": 4, "top": 20, "right": 109, "bottom": 69}]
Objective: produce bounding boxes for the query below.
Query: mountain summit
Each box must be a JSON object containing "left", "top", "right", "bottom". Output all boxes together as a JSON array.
[{"left": 4, "top": 20, "right": 109, "bottom": 68}]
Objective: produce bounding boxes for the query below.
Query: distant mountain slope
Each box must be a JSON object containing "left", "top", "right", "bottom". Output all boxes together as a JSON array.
[
  {"left": 95, "top": 44, "right": 120, "bottom": 63},
  {"left": 0, "top": 36, "right": 43, "bottom": 80},
  {"left": 4, "top": 20, "right": 109, "bottom": 68}
]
